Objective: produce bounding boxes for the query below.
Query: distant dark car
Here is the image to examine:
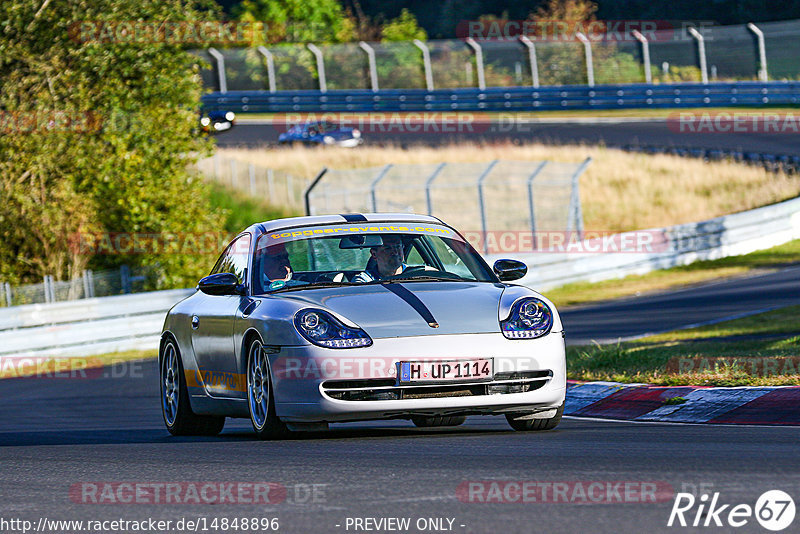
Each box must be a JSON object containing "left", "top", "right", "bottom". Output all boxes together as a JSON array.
[
  {"left": 200, "top": 110, "right": 235, "bottom": 133},
  {"left": 278, "top": 120, "right": 363, "bottom": 147}
]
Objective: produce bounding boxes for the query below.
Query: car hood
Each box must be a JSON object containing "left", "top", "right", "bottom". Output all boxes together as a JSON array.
[{"left": 280, "top": 281, "right": 506, "bottom": 338}]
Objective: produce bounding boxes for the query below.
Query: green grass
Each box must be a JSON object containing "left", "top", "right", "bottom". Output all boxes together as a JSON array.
[
  {"left": 240, "top": 106, "right": 800, "bottom": 121},
  {"left": 547, "top": 239, "right": 800, "bottom": 308},
  {"left": 207, "top": 182, "right": 301, "bottom": 234},
  {"left": 567, "top": 305, "right": 800, "bottom": 386}
]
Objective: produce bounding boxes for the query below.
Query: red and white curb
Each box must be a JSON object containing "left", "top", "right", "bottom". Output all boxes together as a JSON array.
[{"left": 565, "top": 381, "right": 800, "bottom": 425}]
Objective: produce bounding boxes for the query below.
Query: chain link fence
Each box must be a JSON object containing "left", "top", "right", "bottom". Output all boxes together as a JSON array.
[
  {"left": 306, "top": 159, "right": 590, "bottom": 254},
  {"left": 197, "top": 20, "right": 800, "bottom": 93},
  {"left": 0, "top": 265, "right": 159, "bottom": 308},
  {"left": 196, "top": 153, "right": 309, "bottom": 211}
]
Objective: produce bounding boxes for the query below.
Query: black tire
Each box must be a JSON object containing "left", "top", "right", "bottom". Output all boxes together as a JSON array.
[
  {"left": 506, "top": 403, "right": 564, "bottom": 431},
  {"left": 411, "top": 415, "right": 467, "bottom": 428},
  {"left": 246, "top": 337, "right": 289, "bottom": 440},
  {"left": 160, "top": 338, "right": 225, "bottom": 436}
]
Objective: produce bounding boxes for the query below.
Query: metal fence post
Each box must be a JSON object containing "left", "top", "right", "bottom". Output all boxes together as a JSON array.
[
  {"left": 249, "top": 164, "right": 256, "bottom": 196},
  {"left": 413, "top": 39, "right": 434, "bottom": 91},
  {"left": 575, "top": 32, "right": 594, "bottom": 87},
  {"left": 519, "top": 35, "right": 540, "bottom": 88},
  {"left": 747, "top": 23, "right": 768, "bottom": 82},
  {"left": 44, "top": 275, "right": 54, "bottom": 303},
  {"left": 86, "top": 270, "right": 94, "bottom": 298},
  {"left": 476, "top": 160, "right": 499, "bottom": 255},
  {"left": 687, "top": 27, "right": 709, "bottom": 84},
  {"left": 121, "top": 265, "right": 131, "bottom": 294},
  {"left": 267, "top": 168, "right": 275, "bottom": 200},
  {"left": 369, "top": 164, "right": 394, "bottom": 212},
  {"left": 3, "top": 282, "right": 11, "bottom": 307},
  {"left": 465, "top": 38, "right": 486, "bottom": 90},
  {"left": 207, "top": 48, "right": 227, "bottom": 93},
  {"left": 566, "top": 157, "right": 591, "bottom": 240},
  {"left": 82, "top": 270, "right": 90, "bottom": 299},
  {"left": 304, "top": 168, "right": 328, "bottom": 216},
  {"left": 525, "top": 161, "right": 548, "bottom": 250},
  {"left": 307, "top": 44, "right": 327, "bottom": 92},
  {"left": 424, "top": 163, "right": 447, "bottom": 216},
  {"left": 631, "top": 30, "right": 652, "bottom": 84},
  {"left": 359, "top": 41, "right": 379, "bottom": 92},
  {"left": 256, "top": 46, "right": 277, "bottom": 92}
]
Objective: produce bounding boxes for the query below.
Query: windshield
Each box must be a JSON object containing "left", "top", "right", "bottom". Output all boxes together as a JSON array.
[{"left": 252, "top": 223, "right": 496, "bottom": 294}]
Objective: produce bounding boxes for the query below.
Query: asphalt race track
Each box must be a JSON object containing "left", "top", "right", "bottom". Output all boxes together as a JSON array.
[
  {"left": 218, "top": 118, "right": 800, "bottom": 156},
  {"left": 561, "top": 265, "right": 800, "bottom": 345},
  {"left": 2, "top": 270, "right": 800, "bottom": 533}
]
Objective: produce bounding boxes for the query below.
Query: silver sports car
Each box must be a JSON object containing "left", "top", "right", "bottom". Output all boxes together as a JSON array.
[{"left": 160, "top": 214, "right": 566, "bottom": 439}]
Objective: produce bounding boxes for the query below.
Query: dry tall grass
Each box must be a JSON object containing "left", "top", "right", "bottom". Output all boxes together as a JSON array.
[{"left": 218, "top": 142, "right": 800, "bottom": 232}]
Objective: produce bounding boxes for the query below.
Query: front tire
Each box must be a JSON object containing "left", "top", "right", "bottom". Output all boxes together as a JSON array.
[
  {"left": 246, "top": 337, "right": 289, "bottom": 440},
  {"left": 506, "top": 403, "right": 564, "bottom": 431},
  {"left": 160, "top": 338, "right": 225, "bottom": 436},
  {"left": 411, "top": 415, "right": 466, "bottom": 428}
]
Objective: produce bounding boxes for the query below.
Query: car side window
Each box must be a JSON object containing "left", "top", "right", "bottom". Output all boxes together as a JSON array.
[{"left": 210, "top": 233, "right": 251, "bottom": 284}]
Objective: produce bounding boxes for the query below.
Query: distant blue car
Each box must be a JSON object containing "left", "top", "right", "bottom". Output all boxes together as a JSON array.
[{"left": 278, "top": 120, "right": 363, "bottom": 147}]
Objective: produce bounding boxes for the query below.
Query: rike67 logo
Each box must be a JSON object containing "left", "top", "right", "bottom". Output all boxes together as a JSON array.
[{"left": 668, "top": 490, "right": 795, "bottom": 530}]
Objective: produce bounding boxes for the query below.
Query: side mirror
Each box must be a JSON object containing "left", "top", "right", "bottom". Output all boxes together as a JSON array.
[
  {"left": 493, "top": 259, "right": 528, "bottom": 282},
  {"left": 197, "top": 273, "right": 244, "bottom": 296}
]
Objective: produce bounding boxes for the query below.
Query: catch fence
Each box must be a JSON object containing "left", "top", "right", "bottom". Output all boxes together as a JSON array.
[
  {"left": 197, "top": 20, "right": 800, "bottom": 95},
  {"left": 305, "top": 159, "right": 590, "bottom": 254}
]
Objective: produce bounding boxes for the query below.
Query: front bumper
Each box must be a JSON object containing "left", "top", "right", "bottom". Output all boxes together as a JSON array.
[
  {"left": 269, "top": 331, "right": 566, "bottom": 423},
  {"left": 335, "top": 137, "right": 363, "bottom": 148}
]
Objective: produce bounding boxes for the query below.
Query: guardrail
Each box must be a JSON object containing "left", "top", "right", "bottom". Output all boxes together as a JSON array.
[
  {"left": 2, "top": 196, "right": 798, "bottom": 360},
  {"left": 202, "top": 81, "right": 800, "bottom": 113},
  {"left": 0, "top": 289, "right": 193, "bottom": 359},
  {"left": 498, "top": 196, "right": 800, "bottom": 291}
]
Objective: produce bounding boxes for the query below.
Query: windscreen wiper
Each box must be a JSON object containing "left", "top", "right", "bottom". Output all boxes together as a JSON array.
[{"left": 271, "top": 280, "right": 360, "bottom": 293}]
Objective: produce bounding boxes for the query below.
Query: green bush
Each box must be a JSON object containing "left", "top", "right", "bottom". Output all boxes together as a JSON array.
[{"left": 0, "top": 0, "right": 225, "bottom": 288}]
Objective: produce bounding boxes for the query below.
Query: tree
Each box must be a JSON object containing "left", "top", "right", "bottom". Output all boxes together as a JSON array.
[
  {"left": 0, "top": 0, "right": 225, "bottom": 288},
  {"left": 381, "top": 9, "right": 427, "bottom": 42},
  {"left": 234, "top": 0, "right": 357, "bottom": 44}
]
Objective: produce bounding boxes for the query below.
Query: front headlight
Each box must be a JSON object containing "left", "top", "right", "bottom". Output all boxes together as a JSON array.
[
  {"left": 352, "top": 129, "right": 361, "bottom": 138},
  {"left": 294, "top": 309, "right": 372, "bottom": 348},
  {"left": 224, "top": 111, "right": 235, "bottom": 121},
  {"left": 323, "top": 135, "right": 335, "bottom": 144},
  {"left": 200, "top": 117, "right": 211, "bottom": 126},
  {"left": 500, "top": 298, "right": 553, "bottom": 339}
]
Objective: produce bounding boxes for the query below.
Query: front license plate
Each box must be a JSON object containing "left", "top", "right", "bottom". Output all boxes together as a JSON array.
[{"left": 398, "top": 358, "right": 493, "bottom": 384}]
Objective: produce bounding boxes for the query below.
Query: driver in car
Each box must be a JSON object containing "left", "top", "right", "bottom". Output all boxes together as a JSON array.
[
  {"left": 261, "top": 243, "right": 307, "bottom": 290},
  {"left": 353, "top": 234, "right": 407, "bottom": 282}
]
